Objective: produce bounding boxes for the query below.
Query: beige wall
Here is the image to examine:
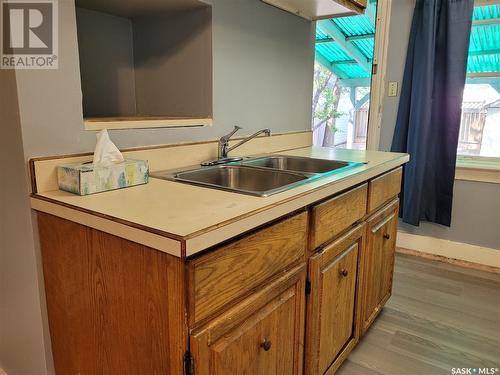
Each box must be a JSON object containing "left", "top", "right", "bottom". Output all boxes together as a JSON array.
[
  {"left": 0, "top": 72, "right": 51, "bottom": 374},
  {"left": 3, "top": 1, "right": 315, "bottom": 374},
  {"left": 16, "top": 0, "right": 315, "bottom": 158},
  {"left": 379, "top": 0, "right": 500, "bottom": 250}
]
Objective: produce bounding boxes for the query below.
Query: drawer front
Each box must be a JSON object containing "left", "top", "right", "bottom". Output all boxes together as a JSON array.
[
  {"left": 368, "top": 167, "right": 402, "bottom": 213},
  {"left": 310, "top": 184, "right": 367, "bottom": 250},
  {"left": 188, "top": 212, "right": 308, "bottom": 325}
]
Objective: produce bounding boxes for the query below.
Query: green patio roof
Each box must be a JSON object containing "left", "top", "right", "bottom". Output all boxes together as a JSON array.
[
  {"left": 469, "top": 5, "right": 500, "bottom": 74},
  {"left": 316, "top": 3, "right": 500, "bottom": 80}
]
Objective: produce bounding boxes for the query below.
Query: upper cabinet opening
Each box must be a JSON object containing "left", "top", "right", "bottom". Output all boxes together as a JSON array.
[{"left": 75, "top": 0, "right": 213, "bottom": 130}]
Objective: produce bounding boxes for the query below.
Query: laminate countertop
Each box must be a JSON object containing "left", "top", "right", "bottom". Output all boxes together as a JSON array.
[{"left": 31, "top": 147, "right": 409, "bottom": 257}]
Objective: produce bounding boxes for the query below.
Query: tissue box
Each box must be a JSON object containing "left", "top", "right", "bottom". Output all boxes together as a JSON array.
[{"left": 57, "top": 159, "right": 149, "bottom": 195}]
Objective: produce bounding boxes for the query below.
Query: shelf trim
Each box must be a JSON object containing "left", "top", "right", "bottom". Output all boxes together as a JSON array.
[{"left": 84, "top": 117, "right": 213, "bottom": 131}]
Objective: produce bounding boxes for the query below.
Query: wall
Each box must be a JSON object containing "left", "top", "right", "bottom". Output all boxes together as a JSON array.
[
  {"left": 378, "top": 0, "right": 414, "bottom": 152},
  {"left": 4, "top": 1, "right": 315, "bottom": 374},
  {"left": 76, "top": 8, "right": 137, "bottom": 117},
  {"left": 379, "top": 0, "right": 500, "bottom": 250},
  {"left": 0, "top": 72, "right": 51, "bottom": 374},
  {"left": 133, "top": 7, "right": 212, "bottom": 117},
  {"left": 16, "top": 0, "right": 315, "bottom": 158}
]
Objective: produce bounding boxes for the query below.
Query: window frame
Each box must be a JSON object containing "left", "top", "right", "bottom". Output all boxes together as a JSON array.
[{"left": 455, "top": 1, "right": 500, "bottom": 182}]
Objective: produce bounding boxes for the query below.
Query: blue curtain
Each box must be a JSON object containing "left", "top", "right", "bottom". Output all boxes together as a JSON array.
[{"left": 391, "top": 0, "right": 474, "bottom": 227}]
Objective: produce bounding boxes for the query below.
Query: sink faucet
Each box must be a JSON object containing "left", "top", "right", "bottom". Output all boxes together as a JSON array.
[{"left": 218, "top": 126, "right": 271, "bottom": 159}]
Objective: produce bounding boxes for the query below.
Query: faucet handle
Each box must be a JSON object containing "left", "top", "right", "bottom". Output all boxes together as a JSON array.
[{"left": 222, "top": 125, "right": 242, "bottom": 141}]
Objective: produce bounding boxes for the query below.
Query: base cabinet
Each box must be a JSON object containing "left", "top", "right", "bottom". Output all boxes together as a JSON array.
[
  {"left": 305, "top": 225, "right": 364, "bottom": 375},
  {"left": 359, "top": 199, "right": 399, "bottom": 335},
  {"left": 190, "top": 265, "right": 306, "bottom": 375},
  {"left": 36, "top": 168, "right": 403, "bottom": 375}
]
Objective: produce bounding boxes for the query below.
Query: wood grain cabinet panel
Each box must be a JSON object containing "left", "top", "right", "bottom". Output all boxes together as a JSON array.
[
  {"left": 38, "top": 213, "right": 187, "bottom": 375},
  {"left": 190, "top": 264, "right": 306, "bottom": 375},
  {"left": 188, "top": 211, "right": 307, "bottom": 325},
  {"left": 310, "top": 183, "right": 367, "bottom": 250},
  {"left": 305, "top": 224, "right": 364, "bottom": 375},
  {"left": 359, "top": 199, "right": 399, "bottom": 336},
  {"left": 367, "top": 167, "right": 402, "bottom": 213}
]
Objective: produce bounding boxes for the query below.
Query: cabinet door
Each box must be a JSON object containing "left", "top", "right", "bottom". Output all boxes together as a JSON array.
[
  {"left": 305, "top": 224, "right": 364, "bottom": 375},
  {"left": 190, "top": 264, "right": 306, "bottom": 375},
  {"left": 360, "top": 199, "right": 399, "bottom": 336}
]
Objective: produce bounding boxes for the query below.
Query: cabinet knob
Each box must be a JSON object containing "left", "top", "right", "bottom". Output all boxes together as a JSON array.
[
  {"left": 260, "top": 339, "right": 272, "bottom": 351},
  {"left": 383, "top": 233, "right": 391, "bottom": 240},
  {"left": 340, "top": 269, "right": 349, "bottom": 277}
]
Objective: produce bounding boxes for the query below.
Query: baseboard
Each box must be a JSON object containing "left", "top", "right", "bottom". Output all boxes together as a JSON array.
[{"left": 396, "top": 232, "right": 500, "bottom": 274}]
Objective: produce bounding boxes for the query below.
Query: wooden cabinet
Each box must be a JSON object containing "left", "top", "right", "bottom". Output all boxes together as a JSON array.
[
  {"left": 359, "top": 199, "right": 399, "bottom": 336},
  {"left": 38, "top": 213, "right": 188, "bottom": 375},
  {"left": 36, "top": 168, "right": 404, "bottom": 375},
  {"left": 190, "top": 264, "right": 306, "bottom": 375},
  {"left": 305, "top": 225, "right": 364, "bottom": 375}
]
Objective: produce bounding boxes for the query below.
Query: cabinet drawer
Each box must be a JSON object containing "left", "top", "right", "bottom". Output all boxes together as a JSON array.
[
  {"left": 188, "top": 212, "right": 308, "bottom": 325},
  {"left": 368, "top": 167, "right": 402, "bottom": 213},
  {"left": 310, "top": 184, "right": 367, "bottom": 250}
]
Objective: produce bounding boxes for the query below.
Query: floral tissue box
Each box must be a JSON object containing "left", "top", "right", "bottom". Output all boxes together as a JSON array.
[{"left": 57, "top": 159, "right": 149, "bottom": 195}]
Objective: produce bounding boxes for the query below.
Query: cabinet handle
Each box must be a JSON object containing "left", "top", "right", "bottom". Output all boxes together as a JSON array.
[
  {"left": 260, "top": 339, "right": 272, "bottom": 351},
  {"left": 383, "top": 233, "right": 391, "bottom": 240},
  {"left": 340, "top": 269, "right": 349, "bottom": 277}
]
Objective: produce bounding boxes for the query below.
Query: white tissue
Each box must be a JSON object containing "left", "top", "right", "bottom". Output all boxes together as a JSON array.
[{"left": 92, "top": 130, "right": 124, "bottom": 167}]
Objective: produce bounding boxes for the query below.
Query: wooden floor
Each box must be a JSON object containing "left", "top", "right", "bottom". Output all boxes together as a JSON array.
[{"left": 338, "top": 253, "right": 500, "bottom": 375}]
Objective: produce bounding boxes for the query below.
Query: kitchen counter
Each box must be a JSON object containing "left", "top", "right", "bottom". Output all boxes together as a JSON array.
[
  {"left": 31, "top": 146, "right": 409, "bottom": 257},
  {"left": 34, "top": 143, "right": 409, "bottom": 375}
]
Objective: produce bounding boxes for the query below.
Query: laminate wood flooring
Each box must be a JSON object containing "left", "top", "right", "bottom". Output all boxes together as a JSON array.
[{"left": 337, "top": 253, "right": 500, "bottom": 375}]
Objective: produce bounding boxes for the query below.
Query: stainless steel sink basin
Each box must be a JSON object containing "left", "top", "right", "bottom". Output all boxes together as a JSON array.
[
  {"left": 153, "top": 165, "right": 309, "bottom": 197},
  {"left": 151, "top": 155, "right": 363, "bottom": 197},
  {"left": 241, "top": 155, "right": 355, "bottom": 175}
]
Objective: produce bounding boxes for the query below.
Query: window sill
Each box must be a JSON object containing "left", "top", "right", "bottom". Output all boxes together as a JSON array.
[{"left": 455, "top": 157, "right": 500, "bottom": 184}]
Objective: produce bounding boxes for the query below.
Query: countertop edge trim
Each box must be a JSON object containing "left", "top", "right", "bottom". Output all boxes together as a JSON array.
[{"left": 30, "top": 196, "right": 183, "bottom": 258}]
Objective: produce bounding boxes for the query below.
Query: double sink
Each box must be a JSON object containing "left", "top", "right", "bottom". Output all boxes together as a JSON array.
[{"left": 151, "top": 155, "right": 362, "bottom": 197}]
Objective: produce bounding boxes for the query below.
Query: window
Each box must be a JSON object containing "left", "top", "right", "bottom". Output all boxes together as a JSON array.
[
  {"left": 312, "top": 1, "right": 377, "bottom": 150},
  {"left": 458, "top": 4, "right": 500, "bottom": 159}
]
